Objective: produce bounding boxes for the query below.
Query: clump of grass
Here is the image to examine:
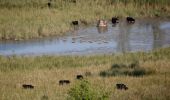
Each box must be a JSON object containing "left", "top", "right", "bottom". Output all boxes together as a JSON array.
[
  {"left": 129, "top": 67, "right": 147, "bottom": 76},
  {"left": 41, "top": 95, "right": 49, "bottom": 100},
  {"left": 100, "top": 61, "right": 154, "bottom": 77}
]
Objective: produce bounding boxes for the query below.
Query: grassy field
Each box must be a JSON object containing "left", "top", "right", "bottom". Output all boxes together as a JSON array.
[
  {"left": 0, "top": 47, "right": 170, "bottom": 100},
  {"left": 0, "top": 0, "right": 170, "bottom": 99},
  {"left": 0, "top": 0, "right": 170, "bottom": 40}
]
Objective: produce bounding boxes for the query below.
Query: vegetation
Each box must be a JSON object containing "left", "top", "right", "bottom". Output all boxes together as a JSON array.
[
  {"left": 100, "top": 61, "right": 155, "bottom": 77},
  {"left": 68, "top": 80, "right": 110, "bottom": 100},
  {"left": 0, "top": 47, "right": 170, "bottom": 99},
  {"left": 0, "top": 0, "right": 170, "bottom": 40},
  {"left": 0, "top": 47, "right": 170, "bottom": 72},
  {"left": 0, "top": 0, "right": 170, "bottom": 99}
]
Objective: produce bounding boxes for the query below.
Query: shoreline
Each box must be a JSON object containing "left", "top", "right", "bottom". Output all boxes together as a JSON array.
[
  {"left": 0, "top": 16, "right": 170, "bottom": 41},
  {"left": 0, "top": 2, "right": 170, "bottom": 41}
]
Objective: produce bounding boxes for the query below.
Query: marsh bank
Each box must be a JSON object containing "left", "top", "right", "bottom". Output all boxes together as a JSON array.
[{"left": 0, "top": 18, "right": 170, "bottom": 56}]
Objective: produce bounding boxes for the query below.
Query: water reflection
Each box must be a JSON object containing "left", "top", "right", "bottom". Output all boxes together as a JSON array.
[
  {"left": 116, "top": 21, "right": 131, "bottom": 53},
  {"left": 97, "top": 26, "right": 108, "bottom": 33},
  {"left": 0, "top": 18, "right": 170, "bottom": 56}
]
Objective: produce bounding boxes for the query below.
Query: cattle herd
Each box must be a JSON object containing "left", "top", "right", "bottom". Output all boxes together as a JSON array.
[
  {"left": 22, "top": 73, "right": 128, "bottom": 91},
  {"left": 71, "top": 17, "right": 135, "bottom": 27}
]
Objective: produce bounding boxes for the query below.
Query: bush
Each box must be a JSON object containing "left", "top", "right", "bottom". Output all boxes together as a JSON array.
[
  {"left": 100, "top": 61, "right": 153, "bottom": 77},
  {"left": 68, "top": 80, "right": 110, "bottom": 100},
  {"left": 130, "top": 68, "right": 146, "bottom": 76}
]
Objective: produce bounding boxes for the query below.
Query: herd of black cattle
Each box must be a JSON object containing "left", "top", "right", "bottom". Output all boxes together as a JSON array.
[
  {"left": 71, "top": 17, "right": 135, "bottom": 27},
  {"left": 22, "top": 74, "right": 128, "bottom": 91}
]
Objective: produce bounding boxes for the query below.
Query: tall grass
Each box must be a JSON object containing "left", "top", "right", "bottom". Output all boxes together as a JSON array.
[
  {"left": 0, "top": 47, "right": 170, "bottom": 72},
  {"left": 0, "top": 0, "right": 170, "bottom": 40},
  {"left": 0, "top": 47, "right": 170, "bottom": 100},
  {"left": 0, "top": 0, "right": 170, "bottom": 8}
]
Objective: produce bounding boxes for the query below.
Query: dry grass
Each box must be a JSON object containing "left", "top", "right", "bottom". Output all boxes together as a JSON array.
[
  {"left": 0, "top": 62, "right": 169, "bottom": 100},
  {"left": 0, "top": 0, "right": 170, "bottom": 40},
  {"left": 0, "top": 48, "right": 170, "bottom": 100}
]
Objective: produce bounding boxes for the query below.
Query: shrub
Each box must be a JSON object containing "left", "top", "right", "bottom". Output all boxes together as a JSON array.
[
  {"left": 68, "top": 80, "right": 110, "bottom": 100},
  {"left": 100, "top": 61, "right": 153, "bottom": 77},
  {"left": 130, "top": 68, "right": 146, "bottom": 76},
  {"left": 128, "top": 60, "right": 139, "bottom": 68}
]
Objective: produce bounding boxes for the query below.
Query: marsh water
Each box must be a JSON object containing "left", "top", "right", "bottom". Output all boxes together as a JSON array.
[{"left": 0, "top": 18, "right": 170, "bottom": 56}]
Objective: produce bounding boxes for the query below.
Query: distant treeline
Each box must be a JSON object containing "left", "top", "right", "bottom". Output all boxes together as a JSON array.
[{"left": 0, "top": 0, "right": 170, "bottom": 8}]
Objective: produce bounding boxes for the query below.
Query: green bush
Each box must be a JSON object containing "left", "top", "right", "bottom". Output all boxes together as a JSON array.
[
  {"left": 68, "top": 80, "right": 110, "bottom": 100},
  {"left": 100, "top": 61, "right": 153, "bottom": 77}
]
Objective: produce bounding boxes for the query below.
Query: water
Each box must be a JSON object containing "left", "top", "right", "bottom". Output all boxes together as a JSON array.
[{"left": 0, "top": 18, "right": 170, "bottom": 56}]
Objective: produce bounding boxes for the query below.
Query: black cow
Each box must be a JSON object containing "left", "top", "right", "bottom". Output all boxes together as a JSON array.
[
  {"left": 76, "top": 75, "right": 83, "bottom": 80},
  {"left": 112, "top": 17, "right": 119, "bottom": 24},
  {"left": 72, "top": 21, "right": 79, "bottom": 25},
  {"left": 22, "top": 84, "right": 34, "bottom": 89},
  {"left": 59, "top": 80, "right": 70, "bottom": 85},
  {"left": 116, "top": 83, "right": 128, "bottom": 90},
  {"left": 126, "top": 17, "right": 135, "bottom": 23}
]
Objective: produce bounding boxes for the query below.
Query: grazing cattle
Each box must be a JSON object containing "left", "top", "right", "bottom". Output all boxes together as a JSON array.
[
  {"left": 22, "top": 84, "right": 34, "bottom": 89},
  {"left": 59, "top": 80, "right": 70, "bottom": 85},
  {"left": 112, "top": 17, "right": 119, "bottom": 24},
  {"left": 116, "top": 83, "right": 128, "bottom": 90},
  {"left": 72, "top": 21, "right": 79, "bottom": 26},
  {"left": 126, "top": 17, "right": 135, "bottom": 23},
  {"left": 76, "top": 75, "right": 83, "bottom": 80},
  {"left": 97, "top": 20, "right": 107, "bottom": 27}
]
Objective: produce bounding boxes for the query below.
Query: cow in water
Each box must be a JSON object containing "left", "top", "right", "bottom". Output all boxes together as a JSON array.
[
  {"left": 97, "top": 20, "right": 107, "bottom": 27},
  {"left": 126, "top": 17, "right": 135, "bottom": 23},
  {"left": 112, "top": 17, "right": 119, "bottom": 24}
]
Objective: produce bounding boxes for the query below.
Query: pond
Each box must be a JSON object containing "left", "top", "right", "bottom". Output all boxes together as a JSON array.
[{"left": 0, "top": 18, "right": 170, "bottom": 56}]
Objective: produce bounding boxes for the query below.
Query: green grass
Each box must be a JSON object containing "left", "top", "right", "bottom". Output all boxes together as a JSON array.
[
  {"left": 0, "top": 0, "right": 170, "bottom": 40},
  {"left": 0, "top": 47, "right": 170, "bottom": 72},
  {"left": 0, "top": 47, "right": 170, "bottom": 100},
  {"left": 68, "top": 80, "right": 110, "bottom": 100},
  {"left": 0, "top": 1, "right": 170, "bottom": 99},
  {"left": 99, "top": 62, "right": 155, "bottom": 77},
  {"left": 0, "top": 0, "right": 170, "bottom": 8}
]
